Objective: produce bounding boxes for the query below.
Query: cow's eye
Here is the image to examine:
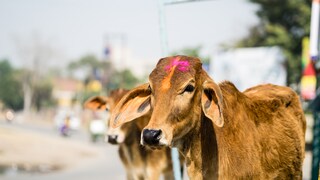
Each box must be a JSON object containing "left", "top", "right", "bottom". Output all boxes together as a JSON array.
[{"left": 183, "top": 84, "right": 195, "bottom": 93}]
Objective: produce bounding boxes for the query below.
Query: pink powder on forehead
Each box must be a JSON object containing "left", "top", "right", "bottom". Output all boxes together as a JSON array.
[{"left": 165, "top": 58, "right": 190, "bottom": 72}]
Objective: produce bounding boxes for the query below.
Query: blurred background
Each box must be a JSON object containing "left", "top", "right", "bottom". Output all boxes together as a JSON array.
[{"left": 0, "top": 0, "right": 319, "bottom": 179}]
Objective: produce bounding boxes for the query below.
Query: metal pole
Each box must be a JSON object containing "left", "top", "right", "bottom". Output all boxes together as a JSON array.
[
  {"left": 158, "top": 0, "right": 169, "bottom": 55},
  {"left": 310, "top": 0, "right": 320, "bottom": 61},
  {"left": 158, "top": 0, "right": 182, "bottom": 179},
  {"left": 312, "top": 111, "right": 320, "bottom": 180},
  {"left": 157, "top": 1, "right": 217, "bottom": 179},
  {"left": 310, "top": 0, "right": 320, "bottom": 179}
]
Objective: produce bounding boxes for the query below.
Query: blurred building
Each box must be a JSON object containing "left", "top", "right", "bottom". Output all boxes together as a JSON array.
[
  {"left": 52, "top": 78, "right": 83, "bottom": 109},
  {"left": 108, "top": 46, "right": 155, "bottom": 78},
  {"left": 210, "top": 46, "right": 286, "bottom": 91},
  {"left": 104, "top": 36, "right": 156, "bottom": 79}
]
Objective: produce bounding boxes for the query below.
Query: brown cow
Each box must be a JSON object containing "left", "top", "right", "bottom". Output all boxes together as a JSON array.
[
  {"left": 84, "top": 89, "right": 179, "bottom": 180},
  {"left": 110, "top": 56, "right": 306, "bottom": 179}
]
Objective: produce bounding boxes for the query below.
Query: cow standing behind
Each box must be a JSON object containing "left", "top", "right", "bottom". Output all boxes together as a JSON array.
[
  {"left": 110, "top": 56, "right": 306, "bottom": 179},
  {"left": 85, "top": 89, "right": 180, "bottom": 180}
]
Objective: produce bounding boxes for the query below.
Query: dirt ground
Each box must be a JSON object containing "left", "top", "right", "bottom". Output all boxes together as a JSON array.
[{"left": 0, "top": 126, "right": 102, "bottom": 173}]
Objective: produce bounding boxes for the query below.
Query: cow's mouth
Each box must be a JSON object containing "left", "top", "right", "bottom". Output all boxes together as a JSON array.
[{"left": 145, "top": 144, "right": 165, "bottom": 150}]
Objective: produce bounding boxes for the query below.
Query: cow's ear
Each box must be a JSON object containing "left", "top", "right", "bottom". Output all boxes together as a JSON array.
[
  {"left": 110, "top": 83, "right": 151, "bottom": 128},
  {"left": 84, "top": 96, "right": 110, "bottom": 111},
  {"left": 201, "top": 80, "right": 224, "bottom": 127}
]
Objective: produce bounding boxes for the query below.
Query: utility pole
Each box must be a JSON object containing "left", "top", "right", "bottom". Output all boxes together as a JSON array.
[
  {"left": 157, "top": 1, "right": 181, "bottom": 179},
  {"left": 157, "top": 1, "right": 215, "bottom": 179},
  {"left": 309, "top": 0, "right": 320, "bottom": 179},
  {"left": 103, "top": 33, "right": 127, "bottom": 90}
]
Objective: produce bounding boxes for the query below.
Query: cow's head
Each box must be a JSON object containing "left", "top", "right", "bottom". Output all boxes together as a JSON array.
[
  {"left": 110, "top": 56, "right": 224, "bottom": 148},
  {"left": 84, "top": 89, "right": 130, "bottom": 144}
]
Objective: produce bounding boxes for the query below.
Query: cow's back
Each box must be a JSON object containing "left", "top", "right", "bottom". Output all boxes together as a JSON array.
[
  {"left": 244, "top": 84, "right": 306, "bottom": 133},
  {"left": 243, "top": 84, "right": 306, "bottom": 178}
]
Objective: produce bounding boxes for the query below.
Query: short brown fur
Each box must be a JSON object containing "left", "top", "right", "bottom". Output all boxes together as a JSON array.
[
  {"left": 84, "top": 89, "right": 178, "bottom": 180},
  {"left": 110, "top": 55, "right": 306, "bottom": 179}
]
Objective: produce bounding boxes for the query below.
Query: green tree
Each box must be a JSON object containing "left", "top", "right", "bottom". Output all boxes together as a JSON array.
[
  {"left": 68, "top": 54, "right": 141, "bottom": 92},
  {"left": 0, "top": 60, "right": 23, "bottom": 110},
  {"left": 32, "top": 79, "right": 55, "bottom": 111},
  {"left": 235, "top": 0, "right": 311, "bottom": 86},
  {"left": 68, "top": 54, "right": 103, "bottom": 72},
  {"left": 68, "top": 54, "right": 114, "bottom": 88},
  {"left": 112, "top": 69, "right": 140, "bottom": 89}
]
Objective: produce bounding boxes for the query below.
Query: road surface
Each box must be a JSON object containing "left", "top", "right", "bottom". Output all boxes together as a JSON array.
[
  {"left": 0, "top": 120, "right": 126, "bottom": 180},
  {"left": 0, "top": 119, "right": 314, "bottom": 180}
]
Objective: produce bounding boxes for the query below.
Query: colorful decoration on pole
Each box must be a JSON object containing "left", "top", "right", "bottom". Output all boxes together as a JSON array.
[
  {"left": 301, "top": 37, "right": 317, "bottom": 100},
  {"left": 309, "top": 0, "right": 320, "bottom": 179}
]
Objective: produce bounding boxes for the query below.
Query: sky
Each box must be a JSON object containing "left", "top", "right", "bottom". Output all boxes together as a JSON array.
[{"left": 0, "top": 0, "right": 259, "bottom": 76}]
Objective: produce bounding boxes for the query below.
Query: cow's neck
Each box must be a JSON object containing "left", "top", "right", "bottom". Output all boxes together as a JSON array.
[
  {"left": 180, "top": 96, "right": 256, "bottom": 179},
  {"left": 120, "top": 123, "right": 147, "bottom": 168},
  {"left": 179, "top": 112, "right": 219, "bottom": 179}
]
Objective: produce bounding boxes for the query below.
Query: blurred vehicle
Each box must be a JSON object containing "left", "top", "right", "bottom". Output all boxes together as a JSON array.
[
  {"left": 89, "top": 119, "right": 106, "bottom": 142},
  {"left": 60, "top": 115, "right": 71, "bottom": 136},
  {"left": 5, "top": 109, "right": 15, "bottom": 123},
  {"left": 89, "top": 111, "right": 108, "bottom": 142},
  {"left": 54, "top": 110, "right": 81, "bottom": 136}
]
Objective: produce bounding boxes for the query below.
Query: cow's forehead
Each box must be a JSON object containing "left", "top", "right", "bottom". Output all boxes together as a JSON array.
[{"left": 149, "top": 56, "right": 202, "bottom": 90}]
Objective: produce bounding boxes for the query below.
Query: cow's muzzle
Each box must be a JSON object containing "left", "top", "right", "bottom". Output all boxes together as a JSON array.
[
  {"left": 108, "top": 135, "right": 119, "bottom": 145},
  {"left": 142, "top": 129, "right": 162, "bottom": 146}
]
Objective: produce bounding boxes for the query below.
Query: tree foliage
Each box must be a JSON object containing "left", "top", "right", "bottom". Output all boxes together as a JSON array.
[
  {"left": 0, "top": 60, "right": 24, "bottom": 110},
  {"left": 68, "top": 54, "right": 103, "bottom": 71},
  {"left": 68, "top": 54, "right": 140, "bottom": 94},
  {"left": 32, "top": 79, "right": 54, "bottom": 111},
  {"left": 235, "top": 0, "right": 312, "bottom": 85},
  {"left": 111, "top": 69, "right": 140, "bottom": 90},
  {"left": 0, "top": 59, "right": 55, "bottom": 111}
]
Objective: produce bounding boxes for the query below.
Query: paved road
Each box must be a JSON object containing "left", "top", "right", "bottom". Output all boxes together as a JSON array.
[
  {"left": 0, "top": 120, "right": 314, "bottom": 180},
  {"left": 0, "top": 120, "right": 126, "bottom": 180},
  {"left": 0, "top": 120, "right": 88, "bottom": 141},
  {"left": 2, "top": 144, "right": 126, "bottom": 180}
]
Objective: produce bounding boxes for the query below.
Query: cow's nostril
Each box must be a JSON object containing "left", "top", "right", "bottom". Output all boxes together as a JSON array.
[
  {"left": 142, "top": 129, "right": 162, "bottom": 145},
  {"left": 108, "top": 135, "right": 118, "bottom": 144}
]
